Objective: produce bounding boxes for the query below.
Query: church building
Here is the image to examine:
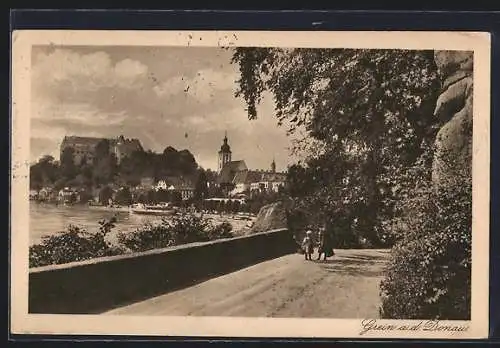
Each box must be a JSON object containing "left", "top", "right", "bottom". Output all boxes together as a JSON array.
[{"left": 216, "top": 132, "right": 287, "bottom": 197}]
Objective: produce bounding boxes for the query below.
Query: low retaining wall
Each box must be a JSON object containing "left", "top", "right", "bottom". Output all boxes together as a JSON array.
[{"left": 29, "top": 228, "right": 297, "bottom": 314}]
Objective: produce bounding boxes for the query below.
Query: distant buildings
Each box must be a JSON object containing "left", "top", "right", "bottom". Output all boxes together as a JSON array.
[
  {"left": 37, "top": 187, "right": 57, "bottom": 202},
  {"left": 43, "top": 132, "right": 285, "bottom": 203},
  {"left": 216, "top": 133, "right": 287, "bottom": 197},
  {"left": 60, "top": 135, "right": 143, "bottom": 165},
  {"left": 154, "top": 176, "right": 195, "bottom": 201},
  {"left": 138, "top": 177, "right": 155, "bottom": 190}
]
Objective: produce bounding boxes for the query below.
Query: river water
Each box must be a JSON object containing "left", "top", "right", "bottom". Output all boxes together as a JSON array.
[
  {"left": 29, "top": 203, "right": 164, "bottom": 245},
  {"left": 29, "top": 203, "right": 255, "bottom": 245}
]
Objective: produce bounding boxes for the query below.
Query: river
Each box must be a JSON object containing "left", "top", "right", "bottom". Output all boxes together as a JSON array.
[
  {"left": 29, "top": 202, "right": 165, "bottom": 245},
  {"left": 29, "top": 202, "right": 255, "bottom": 245}
]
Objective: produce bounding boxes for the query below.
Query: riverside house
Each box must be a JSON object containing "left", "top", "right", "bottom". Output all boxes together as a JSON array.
[
  {"left": 231, "top": 169, "right": 286, "bottom": 197},
  {"left": 37, "top": 187, "right": 58, "bottom": 202},
  {"left": 29, "top": 190, "right": 39, "bottom": 200},
  {"left": 58, "top": 187, "right": 79, "bottom": 203},
  {"left": 155, "top": 177, "right": 195, "bottom": 201},
  {"left": 177, "top": 185, "right": 195, "bottom": 201}
]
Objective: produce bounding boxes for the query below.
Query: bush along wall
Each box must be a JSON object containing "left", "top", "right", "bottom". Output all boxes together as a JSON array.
[
  {"left": 29, "top": 214, "right": 234, "bottom": 268},
  {"left": 379, "top": 162, "right": 471, "bottom": 319}
]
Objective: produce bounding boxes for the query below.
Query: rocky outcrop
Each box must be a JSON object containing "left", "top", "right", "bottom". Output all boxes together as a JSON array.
[
  {"left": 432, "top": 51, "right": 473, "bottom": 186},
  {"left": 247, "top": 201, "right": 289, "bottom": 235}
]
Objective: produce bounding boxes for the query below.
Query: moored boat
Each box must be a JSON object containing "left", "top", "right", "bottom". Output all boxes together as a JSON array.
[{"left": 130, "top": 203, "right": 177, "bottom": 216}]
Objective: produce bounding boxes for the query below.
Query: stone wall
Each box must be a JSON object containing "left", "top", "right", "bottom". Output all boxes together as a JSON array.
[
  {"left": 432, "top": 51, "right": 473, "bottom": 186},
  {"left": 29, "top": 228, "right": 297, "bottom": 314}
]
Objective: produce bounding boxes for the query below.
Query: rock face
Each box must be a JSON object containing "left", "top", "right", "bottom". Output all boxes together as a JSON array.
[
  {"left": 248, "top": 201, "right": 289, "bottom": 235},
  {"left": 432, "top": 51, "right": 473, "bottom": 186}
]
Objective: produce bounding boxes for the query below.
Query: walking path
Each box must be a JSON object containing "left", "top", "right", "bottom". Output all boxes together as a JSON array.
[{"left": 105, "top": 249, "right": 390, "bottom": 318}]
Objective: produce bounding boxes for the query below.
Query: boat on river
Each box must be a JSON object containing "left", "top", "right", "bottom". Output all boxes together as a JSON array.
[
  {"left": 88, "top": 204, "right": 132, "bottom": 213},
  {"left": 130, "top": 203, "right": 177, "bottom": 216}
]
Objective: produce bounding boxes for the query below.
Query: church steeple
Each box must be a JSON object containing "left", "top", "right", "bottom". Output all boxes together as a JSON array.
[
  {"left": 218, "top": 131, "right": 232, "bottom": 173},
  {"left": 271, "top": 157, "right": 276, "bottom": 173}
]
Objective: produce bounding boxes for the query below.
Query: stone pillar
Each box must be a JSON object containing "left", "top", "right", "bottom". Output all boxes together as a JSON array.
[{"left": 432, "top": 51, "right": 473, "bottom": 186}]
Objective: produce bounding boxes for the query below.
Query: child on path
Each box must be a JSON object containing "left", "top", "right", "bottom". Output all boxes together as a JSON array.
[{"left": 301, "top": 230, "right": 314, "bottom": 261}]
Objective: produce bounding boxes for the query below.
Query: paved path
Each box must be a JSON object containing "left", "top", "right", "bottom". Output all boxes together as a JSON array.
[{"left": 105, "top": 249, "right": 390, "bottom": 318}]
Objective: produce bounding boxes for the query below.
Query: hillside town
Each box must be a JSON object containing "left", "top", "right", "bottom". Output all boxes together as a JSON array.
[{"left": 29, "top": 133, "right": 287, "bottom": 211}]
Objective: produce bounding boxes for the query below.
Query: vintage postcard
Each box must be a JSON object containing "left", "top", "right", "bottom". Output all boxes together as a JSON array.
[{"left": 10, "top": 30, "right": 490, "bottom": 339}]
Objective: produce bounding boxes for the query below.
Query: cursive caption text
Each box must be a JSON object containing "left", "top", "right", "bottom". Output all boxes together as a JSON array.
[{"left": 359, "top": 319, "right": 470, "bottom": 336}]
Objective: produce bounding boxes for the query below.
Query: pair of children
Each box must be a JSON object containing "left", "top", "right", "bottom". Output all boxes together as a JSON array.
[{"left": 301, "top": 228, "right": 335, "bottom": 261}]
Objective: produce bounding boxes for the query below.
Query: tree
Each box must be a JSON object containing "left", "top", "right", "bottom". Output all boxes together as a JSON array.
[
  {"left": 171, "top": 191, "right": 183, "bottom": 205},
  {"left": 94, "top": 139, "right": 110, "bottom": 162},
  {"left": 60, "top": 147, "right": 77, "bottom": 180},
  {"left": 93, "top": 153, "right": 118, "bottom": 186},
  {"left": 98, "top": 186, "right": 114, "bottom": 205},
  {"left": 232, "top": 200, "right": 241, "bottom": 214},
  {"left": 225, "top": 200, "right": 233, "bottom": 214},
  {"left": 204, "top": 169, "right": 218, "bottom": 183},
  {"left": 156, "top": 189, "right": 170, "bottom": 203},
  {"left": 231, "top": 47, "right": 440, "bottom": 246},
  {"left": 163, "top": 146, "right": 178, "bottom": 163},
  {"left": 146, "top": 189, "right": 157, "bottom": 204},
  {"left": 119, "top": 149, "right": 149, "bottom": 183},
  {"left": 29, "top": 168, "right": 43, "bottom": 190},
  {"left": 194, "top": 169, "right": 208, "bottom": 201},
  {"left": 78, "top": 189, "right": 93, "bottom": 204},
  {"left": 30, "top": 156, "right": 58, "bottom": 190},
  {"left": 115, "top": 187, "right": 133, "bottom": 206},
  {"left": 136, "top": 192, "right": 148, "bottom": 203},
  {"left": 67, "top": 174, "right": 91, "bottom": 189},
  {"left": 178, "top": 149, "right": 198, "bottom": 174},
  {"left": 80, "top": 163, "right": 93, "bottom": 186}
]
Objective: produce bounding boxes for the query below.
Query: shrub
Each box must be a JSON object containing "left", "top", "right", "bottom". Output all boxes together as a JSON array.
[
  {"left": 206, "top": 221, "right": 233, "bottom": 240},
  {"left": 117, "top": 213, "right": 234, "bottom": 253},
  {"left": 29, "top": 217, "right": 125, "bottom": 268},
  {"left": 379, "top": 155, "right": 471, "bottom": 320},
  {"left": 116, "top": 221, "right": 175, "bottom": 252}
]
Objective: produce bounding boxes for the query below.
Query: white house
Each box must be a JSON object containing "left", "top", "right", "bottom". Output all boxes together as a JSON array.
[
  {"left": 155, "top": 177, "right": 195, "bottom": 201},
  {"left": 29, "top": 190, "right": 39, "bottom": 200},
  {"left": 154, "top": 180, "right": 169, "bottom": 191}
]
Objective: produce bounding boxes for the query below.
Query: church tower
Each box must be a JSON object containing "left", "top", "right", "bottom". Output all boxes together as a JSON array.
[
  {"left": 218, "top": 131, "right": 232, "bottom": 173},
  {"left": 270, "top": 157, "right": 276, "bottom": 173}
]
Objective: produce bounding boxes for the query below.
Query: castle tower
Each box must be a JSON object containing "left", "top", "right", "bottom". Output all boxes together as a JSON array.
[
  {"left": 114, "top": 135, "right": 125, "bottom": 163},
  {"left": 218, "top": 131, "right": 232, "bottom": 173},
  {"left": 271, "top": 157, "right": 276, "bottom": 173}
]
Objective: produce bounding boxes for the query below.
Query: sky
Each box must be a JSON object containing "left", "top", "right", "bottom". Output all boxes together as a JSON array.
[{"left": 30, "top": 45, "right": 300, "bottom": 172}]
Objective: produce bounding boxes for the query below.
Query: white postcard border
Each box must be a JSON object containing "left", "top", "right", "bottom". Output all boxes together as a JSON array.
[{"left": 10, "top": 30, "right": 491, "bottom": 339}]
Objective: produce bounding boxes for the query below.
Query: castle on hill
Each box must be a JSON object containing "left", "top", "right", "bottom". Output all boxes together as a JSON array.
[
  {"left": 216, "top": 132, "right": 287, "bottom": 197},
  {"left": 60, "top": 135, "right": 143, "bottom": 165}
]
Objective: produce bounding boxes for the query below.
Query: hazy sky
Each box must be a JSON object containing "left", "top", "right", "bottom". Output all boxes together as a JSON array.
[{"left": 30, "top": 45, "right": 299, "bottom": 171}]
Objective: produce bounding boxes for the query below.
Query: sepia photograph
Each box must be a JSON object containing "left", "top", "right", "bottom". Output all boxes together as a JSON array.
[{"left": 10, "top": 30, "right": 490, "bottom": 339}]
